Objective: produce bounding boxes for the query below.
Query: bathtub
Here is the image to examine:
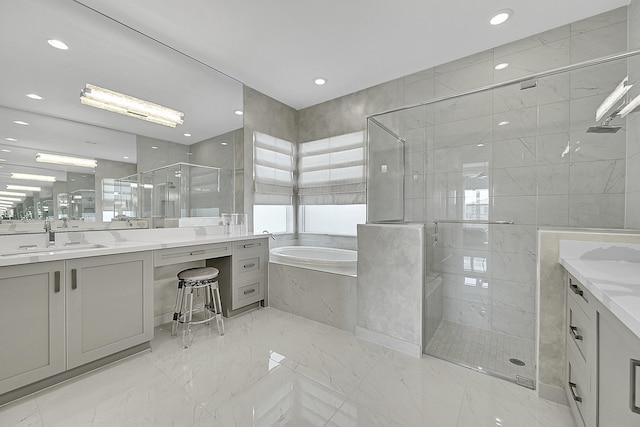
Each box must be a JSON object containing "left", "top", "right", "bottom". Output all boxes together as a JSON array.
[
  {"left": 268, "top": 246, "right": 358, "bottom": 332},
  {"left": 270, "top": 246, "right": 357, "bottom": 276}
]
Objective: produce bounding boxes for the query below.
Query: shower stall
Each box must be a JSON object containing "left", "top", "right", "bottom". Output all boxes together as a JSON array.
[{"left": 366, "top": 50, "right": 639, "bottom": 387}]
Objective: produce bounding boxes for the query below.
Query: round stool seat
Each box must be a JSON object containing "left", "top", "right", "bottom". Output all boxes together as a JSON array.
[{"left": 178, "top": 267, "right": 219, "bottom": 282}]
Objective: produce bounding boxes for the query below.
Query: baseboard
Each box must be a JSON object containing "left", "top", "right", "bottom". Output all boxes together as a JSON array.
[
  {"left": 355, "top": 326, "right": 421, "bottom": 358},
  {"left": 154, "top": 312, "right": 173, "bottom": 327},
  {"left": 538, "top": 382, "right": 568, "bottom": 405}
]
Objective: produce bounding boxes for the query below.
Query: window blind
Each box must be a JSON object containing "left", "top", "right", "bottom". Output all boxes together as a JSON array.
[
  {"left": 298, "top": 131, "right": 365, "bottom": 205},
  {"left": 253, "top": 131, "right": 294, "bottom": 205}
]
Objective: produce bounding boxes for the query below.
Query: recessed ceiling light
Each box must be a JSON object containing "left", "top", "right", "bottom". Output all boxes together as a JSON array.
[
  {"left": 498, "top": 121, "right": 510, "bottom": 126},
  {"left": 26, "top": 93, "right": 43, "bottom": 100},
  {"left": 11, "top": 172, "right": 56, "bottom": 182},
  {"left": 234, "top": 110, "right": 243, "bottom": 116},
  {"left": 5, "top": 138, "right": 17, "bottom": 142},
  {"left": 221, "top": 142, "right": 228, "bottom": 146},
  {"left": 314, "top": 78, "right": 327, "bottom": 86},
  {"left": 13, "top": 121, "right": 29, "bottom": 125},
  {"left": 477, "top": 144, "right": 485, "bottom": 147},
  {"left": 47, "top": 39, "right": 69, "bottom": 50},
  {"left": 186, "top": 152, "right": 193, "bottom": 156},
  {"left": 123, "top": 156, "right": 130, "bottom": 160},
  {"left": 151, "top": 146, "right": 158, "bottom": 149},
  {"left": 0, "top": 159, "right": 6, "bottom": 162},
  {"left": 184, "top": 133, "right": 191, "bottom": 137},
  {"left": 490, "top": 9, "right": 512, "bottom": 26},
  {"left": 494, "top": 63, "right": 509, "bottom": 70},
  {"left": 1, "top": 149, "right": 11, "bottom": 153}
]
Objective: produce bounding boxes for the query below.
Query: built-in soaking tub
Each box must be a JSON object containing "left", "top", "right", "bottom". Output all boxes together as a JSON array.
[{"left": 269, "top": 246, "right": 358, "bottom": 332}]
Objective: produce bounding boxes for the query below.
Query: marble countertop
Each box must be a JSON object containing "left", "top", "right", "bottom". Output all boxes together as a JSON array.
[
  {"left": 559, "top": 240, "right": 640, "bottom": 340},
  {"left": 0, "top": 226, "right": 269, "bottom": 267}
]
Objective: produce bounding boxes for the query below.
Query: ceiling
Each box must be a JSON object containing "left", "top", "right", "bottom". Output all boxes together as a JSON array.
[{"left": 78, "top": 0, "right": 630, "bottom": 110}]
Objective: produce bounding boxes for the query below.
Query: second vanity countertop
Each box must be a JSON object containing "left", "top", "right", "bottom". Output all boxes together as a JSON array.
[
  {"left": 0, "top": 226, "right": 268, "bottom": 267},
  {"left": 559, "top": 240, "right": 640, "bottom": 340}
]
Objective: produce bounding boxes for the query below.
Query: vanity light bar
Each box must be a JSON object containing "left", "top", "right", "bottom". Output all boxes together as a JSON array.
[
  {"left": 0, "top": 196, "right": 22, "bottom": 202},
  {"left": 6, "top": 184, "right": 41, "bottom": 192},
  {"left": 80, "top": 83, "right": 184, "bottom": 128},
  {"left": 596, "top": 76, "right": 632, "bottom": 121},
  {"left": 11, "top": 173, "right": 56, "bottom": 182},
  {"left": 36, "top": 152, "right": 97, "bottom": 168}
]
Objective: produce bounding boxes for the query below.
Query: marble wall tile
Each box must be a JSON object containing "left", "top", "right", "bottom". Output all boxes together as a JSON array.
[
  {"left": 493, "top": 74, "right": 570, "bottom": 114},
  {"left": 431, "top": 247, "right": 490, "bottom": 276},
  {"left": 433, "top": 143, "right": 491, "bottom": 174},
  {"left": 495, "top": 25, "right": 570, "bottom": 58},
  {"left": 493, "top": 38, "right": 571, "bottom": 83},
  {"left": 569, "top": 93, "right": 618, "bottom": 132},
  {"left": 435, "top": 60, "right": 494, "bottom": 97},
  {"left": 435, "top": 49, "right": 494, "bottom": 75},
  {"left": 491, "top": 195, "right": 537, "bottom": 225},
  {"left": 434, "top": 115, "right": 493, "bottom": 149},
  {"left": 491, "top": 306, "right": 536, "bottom": 341},
  {"left": 404, "top": 198, "right": 426, "bottom": 222},
  {"left": 630, "top": 0, "right": 640, "bottom": 49},
  {"left": 404, "top": 76, "right": 435, "bottom": 105},
  {"left": 537, "top": 195, "right": 570, "bottom": 226},
  {"left": 626, "top": 154, "right": 640, "bottom": 194},
  {"left": 569, "top": 159, "right": 625, "bottom": 194},
  {"left": 626, "top": 190, "right": 640, "bottom": 229},
  {"left": 538, "top": 101, "right": 571, "bottom": 136},
  {"left": 570, "top": 6, "right": 628, "bottom": 35},
  {"left": 537, "top": 164, "right": 570, "bottom": 195},
  {"left": 569, "top": 128, "right": 626, "bottom": 162},
  {"left": 424, "top": 282, "right": 444, "bottom": 346},
  {"left": 490, "top": 224, "right": 537, "bottom": 255},
  {"left": 434, "top": 91, "right": 493, "bottom": 124},
  {"left": 404, "top": 173, "right": 426, "bottom": 199},
  {"left": 493, "top": 107, "right": 537, "bottom": 141},
  {"left": 404, "top": 127, "right": 426, "bottom": 153},
  {"left": 491, "top": 250, "right": 537, "bottom": 284},
  {"left": 570, "top": 59, "right": 628, "bottom": 99},
  {"left": 357, "top": 224, "right": 424, "bottom": 346},
  {"left": 537, "top": 132, "right": 571, "bottom": 165},
  {"left": 570, "top": 21, "right": 627, "bottom": 64},
  {"left": 405, "top": 150, "right": 426, "bottom": 175},
  {"left": 492, "top": 137, "right": 537, "bottom": 168},
  {"left": 568, "top": 194, "right": 625, "bottom": 227},
  {"left": 435, "top": 224, "right": 489, "bottom": 250},
  {"left": 444, "top": 297, "right": 491, "bottom": 330},
  {"left": 491, "top": 279, "right": 535, "bottom": 313},
  {"left": 491, "top": 166, "right": 537, "bottom": 197},
  {"left": 442, "top": 272, "right": 490, "bottom": 305},
  {"left": 404, "top": 67, "right": 435, "bottom": 85},
  {"left": 400, "top": 105, "right": 428, "bottom": 130},
  {"left": 268, "top": 263, "right": 357, "bottom": 333}
]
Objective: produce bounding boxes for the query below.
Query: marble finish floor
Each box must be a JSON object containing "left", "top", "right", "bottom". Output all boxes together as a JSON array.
[
  {"left": 425, "top": 320, "right": 536, "bottom": 384},
  {"left": 1, "top": 307, "right": 572, "bottom": 427}
]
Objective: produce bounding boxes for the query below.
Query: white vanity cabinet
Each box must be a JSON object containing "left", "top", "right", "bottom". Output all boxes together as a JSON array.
[
  {"left": 598, "top": 308, "right": 640, "bottom": 427},
  {"left": 0, "top": 262, "right": 65, "bottom": 395},
  {"left": 66, "top": 252, "right": 154, "bottom": 369},
  {"left": 565, "top": 274, "right": 597, "bottom": 427}
]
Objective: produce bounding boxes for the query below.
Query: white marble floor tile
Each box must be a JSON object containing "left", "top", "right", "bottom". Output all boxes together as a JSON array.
[
  {"left": 325, "top": 400, "right": 408, "bottom": 427},
  {"left": 214, "top": 363, "right": 345, "bottom": 427},
  {"left": 0, "top": 397, "right": 43, "bottom": 427}
]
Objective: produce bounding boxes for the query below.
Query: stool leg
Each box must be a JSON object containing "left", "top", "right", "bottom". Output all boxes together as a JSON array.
[
  {"left": 182, "top": 286, "right": 193, "bottom": 348},
  {"left": 171, "top": 281, "right": 184, "bottom": 336},
  {"left": 213, "top": 284, "right": 224, "bottom": 336},
  {"left": 204, "top": 283, "right": 212, "bottom": 326}
]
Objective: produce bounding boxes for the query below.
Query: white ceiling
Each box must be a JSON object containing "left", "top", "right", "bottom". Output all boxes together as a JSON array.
[{"left": 79, "top": 0, "right": 630, "bottom": 110}]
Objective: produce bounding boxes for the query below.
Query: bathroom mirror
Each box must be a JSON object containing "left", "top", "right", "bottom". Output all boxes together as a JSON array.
[{"left": 0, "top": 0, "right": 243, "bottom": 227}]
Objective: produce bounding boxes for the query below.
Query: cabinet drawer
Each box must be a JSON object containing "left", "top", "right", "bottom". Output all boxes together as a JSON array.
[
  {"left": 154, "top": 242, "right": 231, "bottom": 266},
  {"left": 567, "top": 274, "right": 593, "bottom": 319},
  {"left": 567, "top": 344, "right": 592, "bottom": 427},
  {"left": 233, "top": 238, "right": 268, "bottom": 255},
  {"left": 232, "top": 277, "right": 265, "bottom": 310},
  {"left": 233, "top": 252, "right": 267, "bottom": 281},
  {"left": 567, "top": 295, "right": 591, "bottom": 363}
]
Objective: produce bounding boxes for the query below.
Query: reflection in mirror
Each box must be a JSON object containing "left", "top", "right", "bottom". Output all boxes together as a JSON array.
[{"left": 0, "top": 0, "right": 243, "bottom": 231}]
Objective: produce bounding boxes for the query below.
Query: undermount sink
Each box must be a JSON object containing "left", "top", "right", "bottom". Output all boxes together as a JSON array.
[{"left": 0, "top": 244, "right": 108, "bottom": 257}]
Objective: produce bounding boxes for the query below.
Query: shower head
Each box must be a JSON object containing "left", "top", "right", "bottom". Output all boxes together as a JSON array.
[{"left": 586, "top": 125, "right": 622, "bottom": 133}]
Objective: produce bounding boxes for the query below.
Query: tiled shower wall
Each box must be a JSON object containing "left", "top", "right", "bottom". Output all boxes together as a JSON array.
[
  {"left": 627, "top": 0, "right": 640, "bottom": 229},
  {"left": 394, "top": 8, "right": 629, "bottom": 341}
]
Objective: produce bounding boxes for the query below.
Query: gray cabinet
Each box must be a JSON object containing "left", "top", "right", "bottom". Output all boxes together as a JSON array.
[
  {"left": 599, "top": 309, "right": 640, "bottom": 427},
  {"left": 0, "top": 262, "right": 65, "bottom": 395},
  {"left": 66, "top": 252, "right": 154, "bottom": 369}
]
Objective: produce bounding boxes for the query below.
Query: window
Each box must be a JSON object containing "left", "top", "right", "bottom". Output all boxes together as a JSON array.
[
  {"left": 253, "top": 132, "right": 294, "bottom": 233},
  {"left": 298, "top": 131, "right": 365, "bottom": 235}
]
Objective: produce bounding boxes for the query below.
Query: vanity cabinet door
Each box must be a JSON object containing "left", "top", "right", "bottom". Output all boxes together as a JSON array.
[
  {"left": 66, "top": 252, "right": 153, "bottom": 369},
  {"left": 0, "top": 261, "right": 65, "bottom": 395},
  {"left": 599, "top": 310, "right": 640, "bottom": 427}
]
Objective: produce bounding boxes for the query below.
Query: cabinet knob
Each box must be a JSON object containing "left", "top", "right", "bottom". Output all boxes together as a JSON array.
[
  {"left": 71, "top": 268, "right": 78, "bottom": 290},
  {"left": 54, "top": 271, "right": 61, "bottom": 293},
  {"left": 569, "top": 325, "right": 583, "bottom": 341},
  {"left": 569, "top": 381, "right": 582, "bottom": 403},
  {"left": 569, "top": 282, "right": 583, "bottom": 297}
]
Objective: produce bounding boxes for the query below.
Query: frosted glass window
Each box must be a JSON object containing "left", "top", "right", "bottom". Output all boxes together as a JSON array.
[
  {"left": 300, "top": 204, "right": 365, "bottom": 236},
  {"left": 253, "top": 205, "right": 293, "bottom": 234}
]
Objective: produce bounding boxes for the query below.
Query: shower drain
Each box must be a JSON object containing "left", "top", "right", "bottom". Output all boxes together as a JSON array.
[{"left": 509, "top": 358, "right": 526, "bottom": 366}]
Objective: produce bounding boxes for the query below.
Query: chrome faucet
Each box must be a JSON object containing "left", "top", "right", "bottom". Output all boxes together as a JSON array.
[
  {"left": 262, "top": 230, "right": 276, "bottom": 240},
  {"left": 62, "top": 217, "right": 69, "bottom": 228},
  {"left": 44, "top": 220, "right": 55, "bottom": 247}
]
